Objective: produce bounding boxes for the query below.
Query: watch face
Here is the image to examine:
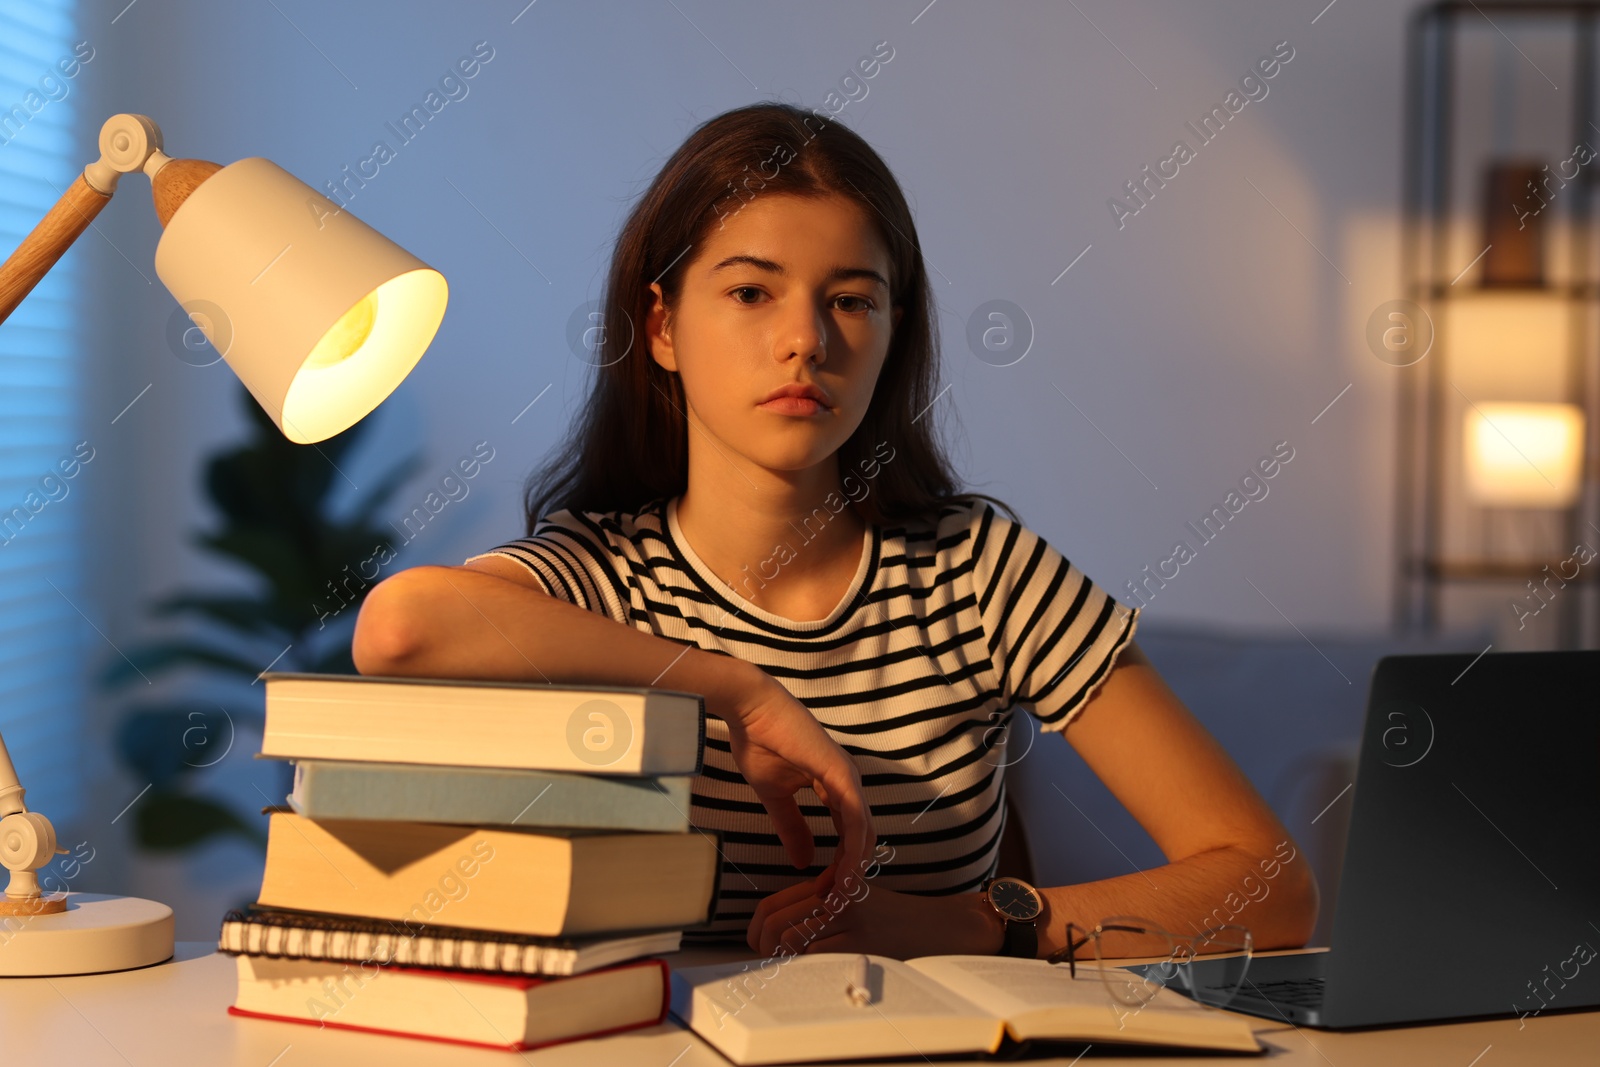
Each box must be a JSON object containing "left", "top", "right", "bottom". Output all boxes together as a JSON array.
[{"left": 989, "top": 878, "right": 1041, "bottom": 921}]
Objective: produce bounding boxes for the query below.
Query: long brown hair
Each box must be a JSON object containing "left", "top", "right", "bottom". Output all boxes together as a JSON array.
[{"left": 522, "top": 101, "right": 1017, "bottom": 533}]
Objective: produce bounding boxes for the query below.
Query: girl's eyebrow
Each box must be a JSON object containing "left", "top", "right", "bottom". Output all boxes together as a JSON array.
[{"left": 708, "top": 254, "right": 889, "bottom": 292}]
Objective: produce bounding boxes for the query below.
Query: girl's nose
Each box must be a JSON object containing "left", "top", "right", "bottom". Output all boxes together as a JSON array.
[{"left": 782, "top": 303, "right": 828, "bottom": 364}]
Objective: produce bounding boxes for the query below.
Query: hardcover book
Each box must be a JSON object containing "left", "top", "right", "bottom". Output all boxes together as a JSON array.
[
  {"left": 231, "top": 953, "right": 670, "bottom": 1051},
  {"left": 285, "top": 758, "right": 694, "bottom": 832},
  {"left": 256, "top": 810, "right": 722, "bottom": 938},
  {"left": 259, "top": 672, "right": 705, "bottom": 776}
]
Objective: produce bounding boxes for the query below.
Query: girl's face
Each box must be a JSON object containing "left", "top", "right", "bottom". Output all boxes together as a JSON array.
[{"left": 647, "top": 192, "right": 902, "bottom": 482}]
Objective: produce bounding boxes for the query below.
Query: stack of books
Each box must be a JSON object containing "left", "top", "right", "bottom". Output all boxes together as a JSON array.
[{"left": 220, "top": 672, "right": 721, "bottom": 1052}]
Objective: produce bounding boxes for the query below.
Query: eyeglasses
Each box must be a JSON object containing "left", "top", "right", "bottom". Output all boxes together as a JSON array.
[{"left": 1047, "top": 915, "right": 1253, "bottom": 1010}]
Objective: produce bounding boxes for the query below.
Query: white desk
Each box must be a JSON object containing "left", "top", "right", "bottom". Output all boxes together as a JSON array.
[{"left": 1, "top": 943, "right": 1595, "bottom": 1066}]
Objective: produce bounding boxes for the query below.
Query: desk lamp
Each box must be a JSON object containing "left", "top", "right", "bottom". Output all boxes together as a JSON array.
[{"left": 0, "top": 114, "right": 448, "bottom": 975}]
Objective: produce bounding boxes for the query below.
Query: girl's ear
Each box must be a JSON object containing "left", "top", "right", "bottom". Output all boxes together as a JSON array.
[
  {"left": 892, "top": 304, "right": 903, "bottom": 331},
  {"left": 646, "top": 282, "right": 677, "bottom": 372}
]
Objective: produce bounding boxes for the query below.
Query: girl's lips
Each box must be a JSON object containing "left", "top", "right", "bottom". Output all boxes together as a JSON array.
[{"left": 757, "top": 396, "right": 827, "bottom": 416}]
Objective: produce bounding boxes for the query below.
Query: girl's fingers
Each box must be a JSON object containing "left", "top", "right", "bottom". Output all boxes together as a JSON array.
[
  {"left": 804, "top": 932, "right": 859, "bottom": 954},
  {"left": 756, "top": 791, "right": 815, "bottom": 870},
  {"left": 822, "top": 778, "right": 875, "bottom": 893},
  {"left": 811, "top": 858, "right": 840, "bottom": 893},
  {"left": 758, "top": 893, "right": 850, "bottom": 957},
  {"left": 735, "top": 695, "right": 873, "bottom": 891},
  {"left": 746, "top": 875, "right": 832, "bottom": 951}
]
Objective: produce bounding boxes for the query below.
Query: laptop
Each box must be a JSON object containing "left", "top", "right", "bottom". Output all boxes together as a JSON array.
[{"left": 1141, "top": 649, "right": 1600, "bottom": 1029}]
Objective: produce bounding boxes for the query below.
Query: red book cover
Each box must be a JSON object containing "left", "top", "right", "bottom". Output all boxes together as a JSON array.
[{"left": 228, "top": 956, "right": 672, "bottom": 1051}]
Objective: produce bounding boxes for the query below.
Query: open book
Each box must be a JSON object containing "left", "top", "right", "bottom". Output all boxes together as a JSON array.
[{"left": 670, "top": 953, "right": 1263, "bottom": 1062}]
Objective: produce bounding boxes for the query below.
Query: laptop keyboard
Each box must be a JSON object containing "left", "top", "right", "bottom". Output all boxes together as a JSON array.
[{"left": 1239, "top": 976, "right": 1326, "bottom": 1007}]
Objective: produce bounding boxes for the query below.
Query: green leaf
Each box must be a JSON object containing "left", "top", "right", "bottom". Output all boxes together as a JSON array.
[
  {"left": 112, "top": 381, "right": 406, "bottom": 862},
  {"left": 192, "top": 529, "right": 310, "bottom": 594},
  {"left": 304, "top": 523, "right": 401, "bottom": 582},
  {"left": 132, "top": 791, "right": 266, "bottom": 852}
]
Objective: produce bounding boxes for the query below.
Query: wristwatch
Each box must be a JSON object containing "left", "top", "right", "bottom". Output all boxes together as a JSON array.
[{"left": 980, "top": 875, "right": 1043, "bottom": 958}]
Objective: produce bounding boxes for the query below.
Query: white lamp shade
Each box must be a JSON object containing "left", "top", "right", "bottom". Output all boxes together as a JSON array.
[
  {"left": 1463, "top": 401, "right": 1586, "bottom": 508},
  {"left": 153, "top": 157, "right": 447, "bottom": 443}
]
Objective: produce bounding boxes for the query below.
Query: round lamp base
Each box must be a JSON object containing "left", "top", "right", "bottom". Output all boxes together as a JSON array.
[
  {"left": 0, "top": 892, "right": 174, "bottom": 976},
  {"left": 0, "top": 892, "right": 68, "bottom": 915}
]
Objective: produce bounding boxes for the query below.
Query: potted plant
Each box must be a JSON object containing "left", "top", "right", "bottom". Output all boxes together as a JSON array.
[{"left": 102, "top": 382, "right": 420, "bottom": 852}]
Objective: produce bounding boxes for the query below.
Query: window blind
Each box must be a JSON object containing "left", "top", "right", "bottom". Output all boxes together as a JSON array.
[{"left": 0, "top": 0, "right": 87, "bottom": 828}]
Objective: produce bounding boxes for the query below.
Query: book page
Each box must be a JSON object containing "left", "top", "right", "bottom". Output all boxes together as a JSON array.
[
  {"left": 906, "top": 956, "right": 1261, "bottom": 1053},
  {"left": 907, "top": 956, "right": 1128, "bottom": 1016},
  {"left": 671, "top": 955, "right": 1003, "bottom": 1064},
  {"left": 680, "top": 955, "right": 988, "bottom": 1024}
]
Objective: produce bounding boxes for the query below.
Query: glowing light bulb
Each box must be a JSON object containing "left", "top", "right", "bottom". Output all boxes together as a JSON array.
[
  {"left": 1463, "top": 402, "right": 1585, "bottom": 507},
  {"left": 303, "top": 291, "right": 378, "bottom": 370}
]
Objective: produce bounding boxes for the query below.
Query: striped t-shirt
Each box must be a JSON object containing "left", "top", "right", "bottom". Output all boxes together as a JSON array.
[{"left": 464, "top": 494, "right": 1139, "bottom": 943}]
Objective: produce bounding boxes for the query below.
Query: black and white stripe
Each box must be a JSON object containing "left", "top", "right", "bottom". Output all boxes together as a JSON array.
[{"left": 465, "top": 496, "right": 1139, "bottom": 942}]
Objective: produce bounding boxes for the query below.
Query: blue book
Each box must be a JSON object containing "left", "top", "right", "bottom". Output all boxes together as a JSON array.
[{"left": 285, "top": 759, "right": 694, "bottom": 832}]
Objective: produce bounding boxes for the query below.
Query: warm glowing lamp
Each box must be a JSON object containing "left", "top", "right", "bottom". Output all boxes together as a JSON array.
[
  {"left": 2, "top": 113, "right": 448, "bottom": 442},
  {"left": 1462, "top": 402, "right": 1585, "bottom": 508},
  {"left": 150, "top": 152, "right": 448, "bottom": 442},
  {"left": 0, "top": 114, "right": 448, "bottom": 974}
]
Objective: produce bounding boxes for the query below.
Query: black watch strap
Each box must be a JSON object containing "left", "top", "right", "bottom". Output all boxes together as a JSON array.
[{"left": 1001, "top": 917, "right": 1037, "bottom": 959}]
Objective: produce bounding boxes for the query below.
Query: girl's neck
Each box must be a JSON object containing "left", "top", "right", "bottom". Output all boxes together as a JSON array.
[{"left": 674, "top": 485, "right": 869, "bottom": 614}]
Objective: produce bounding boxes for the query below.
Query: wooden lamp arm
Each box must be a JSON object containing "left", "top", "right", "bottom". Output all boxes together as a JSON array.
[
  {"left": 0, "top": 113, "right": 223, "bottom": 325},
  {"left": 0, "top": 114, "right": 221, "bottom": 907},
  {"left": 0, "top": 175, "right": 113, "bottom": 323}
]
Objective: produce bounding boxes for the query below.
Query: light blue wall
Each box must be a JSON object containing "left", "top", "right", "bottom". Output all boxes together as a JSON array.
[
  {"left": 88, "top": 0, "right": 1424, "bottom": 638},
  {"left": 48, "top": 0, "right": 1538, "bottom": 936}
]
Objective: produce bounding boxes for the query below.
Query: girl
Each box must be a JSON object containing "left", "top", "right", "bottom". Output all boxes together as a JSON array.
[{"left": 352, "top": 102, "right": 1317, "bottom": 962}]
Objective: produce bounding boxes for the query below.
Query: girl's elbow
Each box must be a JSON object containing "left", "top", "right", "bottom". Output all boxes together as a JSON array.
[
  {"left": 352, "top": 568, "right": 436, "bottom": 674},
  {"left": 1265, "top": 860, "right": 1321, "bottom": 950}
]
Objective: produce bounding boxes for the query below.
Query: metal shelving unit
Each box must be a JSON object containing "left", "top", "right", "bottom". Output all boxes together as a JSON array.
[{"left": 1395, "top": 1, "right": 1600, "bottom": 650}]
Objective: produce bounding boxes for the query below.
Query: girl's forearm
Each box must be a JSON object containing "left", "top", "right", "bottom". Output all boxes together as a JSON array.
[
  {"left": 1027, "top": 842, "right": 1320, "bottom": 960},
  {"left": 351, "top": 564, "right": 765, "bottom": 723}
]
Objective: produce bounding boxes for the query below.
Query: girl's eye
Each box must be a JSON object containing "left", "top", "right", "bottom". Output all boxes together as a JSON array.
[{"left": 729, "top": 288, "right": 874, "bottom": 312}]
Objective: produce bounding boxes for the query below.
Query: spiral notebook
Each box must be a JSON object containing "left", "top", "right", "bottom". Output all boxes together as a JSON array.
[{"left": 218, "top": 905, "right": 683, "bottom": 977}]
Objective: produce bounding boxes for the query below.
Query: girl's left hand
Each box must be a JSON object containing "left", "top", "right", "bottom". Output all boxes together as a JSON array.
[{"left": 746, "top": 864, "right": 1001, "bottom": 960}]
